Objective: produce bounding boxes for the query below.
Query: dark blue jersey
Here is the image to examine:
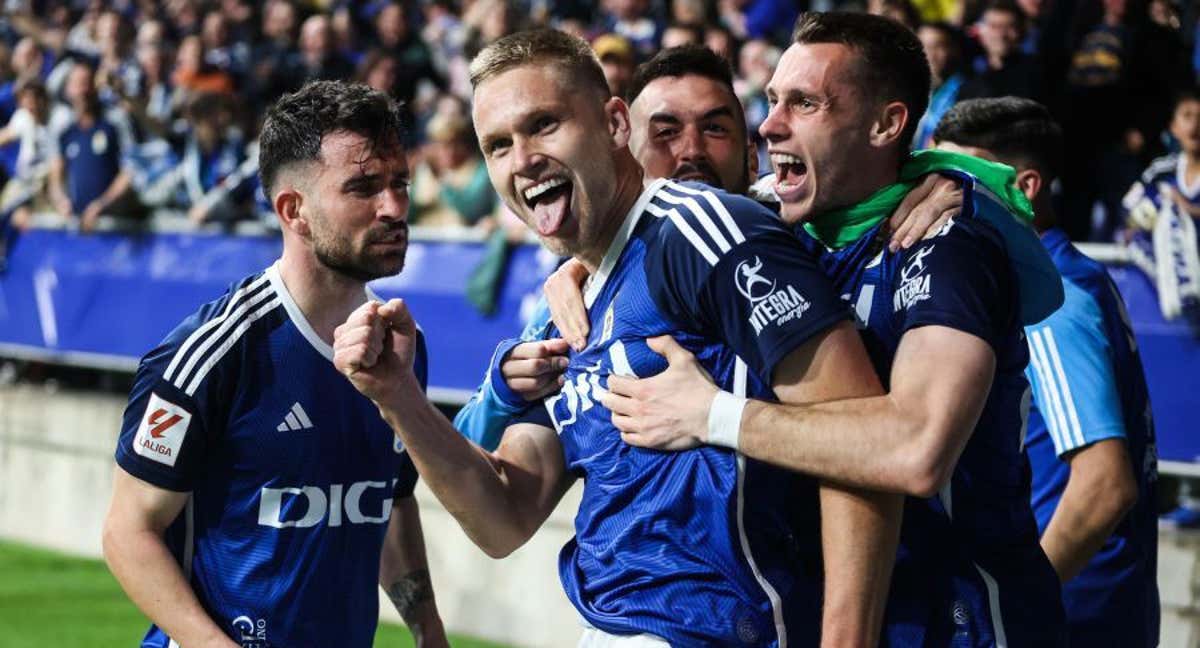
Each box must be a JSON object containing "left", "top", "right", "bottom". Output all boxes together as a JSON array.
[
  {"left": 524, "top": 179, "right": 849, "bottom": 646},
  {"left": 804, "top": 183, "right": 1066, "bottom": 647},
  {"left": 115, "top": 263, "right": 423, "bottom": 648},
  {"left": 1025, "top": 228, "right": 1159, "bottom": 646},
  {"left": 59, "top": 118, "right": 122, "bottom": 209}
]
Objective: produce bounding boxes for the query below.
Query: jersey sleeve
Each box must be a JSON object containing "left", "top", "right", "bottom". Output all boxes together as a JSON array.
[
  {"left": 891, "top": 218, "right": 1015, "bottom": 351},
  {"left": 452, "top": 296, "right": 555, "bottom": 451},
  {"left": 113, "top": 333, "right": 225, "bottom": 492},
  {"left": 1024, "top": 280, "right": 1127, "bottom": 457},
  {"left": 647, "top": 184, "right": 849, "bottom": 382}
]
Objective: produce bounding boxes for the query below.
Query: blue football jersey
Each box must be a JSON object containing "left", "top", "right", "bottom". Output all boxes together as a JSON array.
[
  {"left": 524, "top": 179, "right": 850, "bottom": 646},
  {"left": 1024, "top": 228, "right": 1159, "bottom": 646},
  {"left": 805, "top": 182, "right": 1066, "bottom": 647},
  {"left": 115, "top": 263, "right": 424, "bottom": 648}
]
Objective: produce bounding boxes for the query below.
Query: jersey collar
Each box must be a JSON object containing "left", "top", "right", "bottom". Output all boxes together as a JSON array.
[
  {"left": 582, "top": 177, "right": 668, "bottom": 309},
  {"left": 266, "top": 261, "right": 379, "bottom": 361}
]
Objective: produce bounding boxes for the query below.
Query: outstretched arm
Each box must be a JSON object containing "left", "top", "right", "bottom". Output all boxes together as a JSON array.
[{"left": 335, "top": 300, "right": 574, "bottom": 558}]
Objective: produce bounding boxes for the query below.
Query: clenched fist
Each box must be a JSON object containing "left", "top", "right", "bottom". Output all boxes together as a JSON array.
[{"left": 333, "top": 298, "right": 421, "bottom": 406}]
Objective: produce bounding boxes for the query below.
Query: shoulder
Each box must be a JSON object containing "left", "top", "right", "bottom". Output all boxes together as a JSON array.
[
  {"left": 1141, "top": 153, "right": 1178, "bottom": 184},
  {"left": 146, "top": 270, "right": 282, "bottom": 397},
  {"left": 644, "top": 180, "right": 793, "bottom": 266}
]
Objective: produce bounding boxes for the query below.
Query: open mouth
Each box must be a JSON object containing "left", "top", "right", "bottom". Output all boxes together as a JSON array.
[
  {"left": 522, "top": 176, "right": 573, "bottom": 236},
  {"left": 770, "top": 152, "right": 808, "bottom": 200}
]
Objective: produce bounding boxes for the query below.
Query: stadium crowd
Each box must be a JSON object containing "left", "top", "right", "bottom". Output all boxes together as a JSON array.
[{"left": 0, "top": 0, "right": 1195, "bottom": 243}]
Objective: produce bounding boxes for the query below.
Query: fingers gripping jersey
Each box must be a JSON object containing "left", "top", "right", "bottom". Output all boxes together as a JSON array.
[
  {"left": 114, "top": 263, "right": 424, "bottom": 648},
  {"left": 804, "top": 183, "right": 1066, "bottom": 647},
  {"left": 528, "top": 180, "right": 849, "bottom": 646}
]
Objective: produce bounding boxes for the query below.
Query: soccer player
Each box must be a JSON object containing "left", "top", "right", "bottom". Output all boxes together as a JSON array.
[
  {"left": 101, "top": 82, "right": 448, "bottom": 648},
  {"left": 596, "top": 12, "right": 1068, "bottom": 646},
  {"left": 453, "top": 44, "right": 963, "bottom": 450},
  {"left": 935, "top": 97, "right": 1160, "bottom": 647},
  {"left": 337, "top": 28, "right": 902, "bottom": 646}
]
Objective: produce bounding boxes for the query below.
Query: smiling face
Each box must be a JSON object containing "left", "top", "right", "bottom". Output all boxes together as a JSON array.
[
  {"left": 760, "top": 42, "right": 880, "bottom": 224},
  {"left": 298, "top": 131, "right": 411, "bottom": 281},
  {"left": 472, "top": 63, "right": 623, "bottom": 259},
  {"left": 629, "top": 73, "right": 750, "bottom": 193}
]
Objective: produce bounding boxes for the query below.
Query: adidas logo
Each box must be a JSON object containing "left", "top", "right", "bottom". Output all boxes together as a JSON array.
[{"left": 277, "top": 402, "right": 314, "bottom": 432}]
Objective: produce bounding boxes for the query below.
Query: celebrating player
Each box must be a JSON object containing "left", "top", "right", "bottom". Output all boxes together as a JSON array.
[
  {"left": 453, "top": 44, "right": 964, "bottom": 451},
  {"left": 336, "top": 28, "right": 901, "bottom": 646},
  {"left": 102, "top": 81, "right": 448, "bottom": 648},
  {"left": 594, "top": 12, "right": 1069, "bottom": 646},
  {"left": 935, "top": 97, "right": 1160, "bottom": 647}
]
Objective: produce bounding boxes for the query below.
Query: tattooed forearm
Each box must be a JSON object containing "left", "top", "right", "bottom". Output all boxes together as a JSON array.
[{"left": 386, "top": 569, "right": 434, "bottom": 622}]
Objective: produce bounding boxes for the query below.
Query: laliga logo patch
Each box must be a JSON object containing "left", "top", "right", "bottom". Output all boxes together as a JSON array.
[
  {"left": 736, "top": 256, "right": 810, "bottom": 336},
  {"left": 133, "top": 392, "right": 191, "bottom": 467},
  {"left": 894, "top": 245, "right": 935, "bottom": 313}
]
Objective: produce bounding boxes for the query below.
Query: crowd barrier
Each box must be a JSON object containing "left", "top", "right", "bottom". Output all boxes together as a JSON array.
[{"left": 0, "top": 229, "right": 1196, "bottom": 471}]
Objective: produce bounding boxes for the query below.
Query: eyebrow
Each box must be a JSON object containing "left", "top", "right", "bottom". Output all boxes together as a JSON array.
[{"left": 648, "top": 105, "right": 737, "bottom": 125}]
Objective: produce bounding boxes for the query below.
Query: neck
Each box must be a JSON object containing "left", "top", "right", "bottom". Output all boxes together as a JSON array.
[
  {"left": 277, "top": 244, "right": 371, "bottom": 345},
  {"left": 577, "top": 150, "right": 644, "bottom": 274},
  {"left": 1185, "top": 152, "right": 1200, "bottom": 174},
  {"left": 1032, "top": 194, "right": 1057, "bottom": 234}
]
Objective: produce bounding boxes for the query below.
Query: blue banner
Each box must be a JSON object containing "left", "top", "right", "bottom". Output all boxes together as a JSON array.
[{"left": 0, "top": 229, "right": 1196, "bottom": 463}]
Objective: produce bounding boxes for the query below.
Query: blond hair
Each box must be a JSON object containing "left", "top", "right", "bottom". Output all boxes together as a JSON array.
[{"left": 469, "top": 28, "right": 610, "bottom": 99}]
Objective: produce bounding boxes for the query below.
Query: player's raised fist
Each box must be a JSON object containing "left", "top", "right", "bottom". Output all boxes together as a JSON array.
[{"left": 334, "top": 299, "right": 420, "bottom": 405}]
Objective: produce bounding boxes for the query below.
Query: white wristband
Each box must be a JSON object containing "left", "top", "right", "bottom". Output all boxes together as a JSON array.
[{"left": 707, "top": 391, "right": 747, "bottom": 450}]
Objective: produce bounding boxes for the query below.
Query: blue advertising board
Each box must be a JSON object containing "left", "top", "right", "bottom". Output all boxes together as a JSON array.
[{"left": 0, "top": 229, "right": 1196, "bottom": 467}]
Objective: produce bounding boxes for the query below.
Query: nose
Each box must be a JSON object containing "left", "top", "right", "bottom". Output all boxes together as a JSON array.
[
  {"left": 511, "top": 138, "right": 546, "bottom": 178},
  {"left": 678, "top": 124, "right": 707, "bottom": 163},
  {"left": 377, "top": 185, "right": 409, "bottom": 223},
  {"left": 759, "top": 102, "right": 789, "bottom": 143}
]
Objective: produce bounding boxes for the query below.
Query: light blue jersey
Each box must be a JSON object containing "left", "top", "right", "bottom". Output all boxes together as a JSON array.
[
  {"left": 1024, "top": 227, "right": 1159, "bottom": 646},
  {"left": 115, "top": 263, "right": 424, "bottom": 648}
]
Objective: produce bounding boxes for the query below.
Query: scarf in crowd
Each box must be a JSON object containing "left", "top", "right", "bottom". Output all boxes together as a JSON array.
[{"left": 802, "top": 149, "right": 1036, "bottom": 250}]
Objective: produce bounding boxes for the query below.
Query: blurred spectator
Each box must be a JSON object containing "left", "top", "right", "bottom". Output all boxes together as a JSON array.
[
  {"left": 200, "top": 10, "right": 250, "bottom": 82},
  {"left": 172, "top": 34, "right": 235, "bottom": 95},
  {"left": 119, "top": 22, "right": 177, "bottom": 142},
  {"left": 1122, "top": 88, "right": 1200, "bottom": 325},
  {"left": 672, "top": 0, "right": 712, "bottom": 25},
  {"left": 705, "top": 24, "right": 738, "bottom": 65},
  {"left": 735, "top": 38, "right": 780, "bottom": 174},
  {"left": 598, "top": 0, "right": 662, "bottom": 60},
  {"left": 48, "top": 63, "right": 131, "bottom": 231},
  {"left": 593, "top": 34, "right": 637, "bottom": 98},
  {"left": 1058, "top": 0, "right": 1191, "bottom": 240},
  {"left": 374, "top": 2, "right": 445, "bottom": 109},
  {"left": 138, "top": 92, "right": 258, "bottom": 226},
  {"left": 868, "top": 0, "right": 922, "bottom": 30},
  {"left": 0, "top": 79, "right": 64, "bottom": 229},
  {"left": 718, "top": 0, "right": 801, "bottom": 45},
  {"left": 411, "top": 110, "right": 497, "bottom": 229},
  {"left": 661, "top": 22, "right": 705, "bottom": 49},
  {"left": 959, "top": 0, "right": 1043, "bottom": 100},
  {"left": 282, "top": 15, "right": 355, "bottom": 90},
  {"left": 251, "top": 0, "right": 300, "bottom": 107},
  {"left": 11, "top": 37, "right": 49, "bottom": 81},
  {"left": 914, "top": 22, "right": 967, "bottom": 149}
]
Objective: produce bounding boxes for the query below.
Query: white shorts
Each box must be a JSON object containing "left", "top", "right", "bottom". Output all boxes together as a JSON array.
[{"left": 577, "top": 626, "right": 672, "bottom": 648}]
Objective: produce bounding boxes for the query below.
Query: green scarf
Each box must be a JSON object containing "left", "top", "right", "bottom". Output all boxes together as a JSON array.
[{"left": 801, "top": 149, "right": 1035, "bottom": 250}]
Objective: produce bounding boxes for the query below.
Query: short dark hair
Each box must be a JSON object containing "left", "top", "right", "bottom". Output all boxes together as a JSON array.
[
  {"left": 259, "top": 80, "right": 405, "bottom": 197},
  {"left": 982, "top": 0, "right": 1026, "bottom": 22},
  {"left": 627, "top": 45, "right": 735, "bottom": 104},
  {"left": 469, "top": 29, "right": 609, "bottom": 100},
  {"left": 1172, "top": 86, "right": 1200, "bottom": 112},
  {"left": 791, "top": 12, "right": 930, "bottom": 150},
  {"left": 932, "top": 97, "right": 1063, "bottom": 181}
]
